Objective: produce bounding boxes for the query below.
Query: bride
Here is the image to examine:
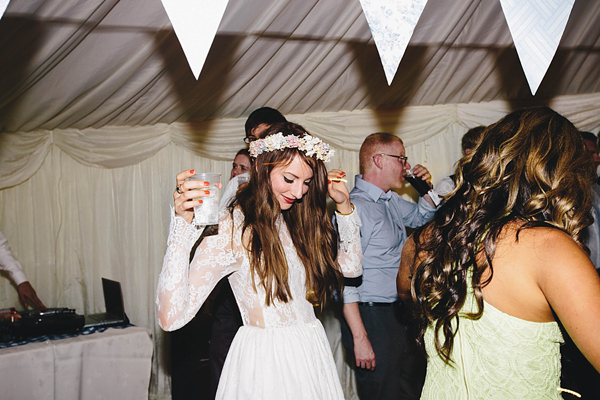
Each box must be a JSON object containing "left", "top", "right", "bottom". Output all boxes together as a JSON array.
[{"left": 156, "top": 121, "right": 362, "bottom": 399}]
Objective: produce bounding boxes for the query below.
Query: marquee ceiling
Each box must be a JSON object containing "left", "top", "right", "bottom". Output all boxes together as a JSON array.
[{"left": 1, "top": 0, "right": 599, "bottom": 133}]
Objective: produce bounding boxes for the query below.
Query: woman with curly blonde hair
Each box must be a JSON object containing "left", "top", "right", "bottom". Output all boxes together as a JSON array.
[
  {"left": 398, "top": 107, "right": 600, "bottom": 399},
  {"left": 157, "top": 122, "right": 362, "bottom": 399}
]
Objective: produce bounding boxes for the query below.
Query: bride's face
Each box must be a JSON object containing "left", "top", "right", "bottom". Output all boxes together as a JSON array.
[{"left": 269, "top": 155, "right": 313, "bottom": 210}]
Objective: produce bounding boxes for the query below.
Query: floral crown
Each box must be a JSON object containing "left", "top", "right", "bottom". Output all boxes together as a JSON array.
[{"left": 248, "top": 132, "right": 334, "bottom": 162}]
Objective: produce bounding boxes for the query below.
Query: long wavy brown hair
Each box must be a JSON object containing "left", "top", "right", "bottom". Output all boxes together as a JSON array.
[
  {"left": 232, "top": 122, "right": 343, "bottom": 308},
  {"left": 411, "top": 107, "right": 595, "bottom": 363}
]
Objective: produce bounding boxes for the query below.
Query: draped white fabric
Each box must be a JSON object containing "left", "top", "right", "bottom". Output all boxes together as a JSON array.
[
  {"left": 1, "top": 95, "right": 599, "bottom": 399},
  {"left": 2, "top": 92, "right": 600, "bottom": 188}
]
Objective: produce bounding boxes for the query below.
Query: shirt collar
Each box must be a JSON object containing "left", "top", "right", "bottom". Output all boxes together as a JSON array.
[{"left": 354, "top": 174, "right": 391, "bottom": 202}]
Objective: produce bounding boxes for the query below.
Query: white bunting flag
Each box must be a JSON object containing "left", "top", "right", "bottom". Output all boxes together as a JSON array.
[
  {"left": 160, "top": 0, "right": 229, "bottom": 79},
  {"left": 1, "top": 0, "right": 10, "bottom": 20},
  {"left": 359, "top": 0, "right": 428, "bottom": 85},
  {"left": 500, "top": 0, "right": 575, "bottom": 95}
]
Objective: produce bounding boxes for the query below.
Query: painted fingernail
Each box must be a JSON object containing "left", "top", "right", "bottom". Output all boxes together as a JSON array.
[
  {"left": 204, "top": 190, "right": 210, "bottom": 195},
  {"left": 204, "top": 182, "right": 209, "bottom": 186},
  {"left": 328, "top": 179, "right": 332, "bottom": 184},
  {"left": 198, "top": 199, "right": 203, "bottom": 204},
  {"left": 190, "top": 169, "right": 195, "bottom": 174}
]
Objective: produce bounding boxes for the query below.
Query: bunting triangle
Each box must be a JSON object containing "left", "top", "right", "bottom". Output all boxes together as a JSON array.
[
  {"left": 359, "top": 0, "right": 428, "bottom": 85},
  {"left": 161, "top": 0, "right": 229, "bottom": 79},
  {"left": 500, "top": 0, "right": 574, "bottom": 95},
  {"left": 1, "top": 0, "right": 10, "bottom": 20}
]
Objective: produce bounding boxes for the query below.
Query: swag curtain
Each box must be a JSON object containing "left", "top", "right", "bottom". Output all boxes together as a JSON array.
[
  {"left": 4, "top": 91, "right": 600, "bottom": 189},
  {"left": 1, "top": 94, "right": 599, "bottom": 399}
]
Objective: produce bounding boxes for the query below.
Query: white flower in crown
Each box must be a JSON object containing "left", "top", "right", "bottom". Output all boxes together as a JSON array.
[{"left": 249, "top": 132, "right": 334, "bottom": 162}]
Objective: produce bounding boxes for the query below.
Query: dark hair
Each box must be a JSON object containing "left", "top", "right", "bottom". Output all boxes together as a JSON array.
[
  {"left": 233, "top": 121, "right": 342, "bottom": 308},
  {"left": 461, "top": 126, "right": 486, "bottom": 153},
  {"left": 235, "top": 148, "right": 251, "bottom": 162},
  {"left": 411, "top": 107, "right": 595, "bottom": 363},
  {"left": 244, "top": 107, "right": 287, "bottom": 137},
  {"left": 580, "top": 131, "right": 597, "bottom": 143}
]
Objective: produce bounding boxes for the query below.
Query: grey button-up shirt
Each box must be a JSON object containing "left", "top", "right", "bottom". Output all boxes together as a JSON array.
[{"left": 343, "top": 174, "right": 436, "bottom": 303}]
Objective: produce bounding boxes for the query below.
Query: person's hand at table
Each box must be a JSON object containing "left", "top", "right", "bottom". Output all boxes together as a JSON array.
[{"left": 17, "top": 281, "right": 46, "bottom": 310}]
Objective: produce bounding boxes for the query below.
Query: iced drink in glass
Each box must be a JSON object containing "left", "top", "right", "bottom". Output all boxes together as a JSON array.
[{"left": 189, "top": 172, "right": 221, "bottom": 226}]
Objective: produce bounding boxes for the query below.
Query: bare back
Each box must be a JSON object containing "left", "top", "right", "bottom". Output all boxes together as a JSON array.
[
  {"left": 482, "top": 223, "right": 567, "bottom": 322},
  {"left": 399, "top": 222, "right": 600, "bottom": 371}
]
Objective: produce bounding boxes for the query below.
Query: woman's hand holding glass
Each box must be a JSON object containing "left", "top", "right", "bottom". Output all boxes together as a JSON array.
[{"left": 174, "top": 169, "right": 220, "bottom": 224}]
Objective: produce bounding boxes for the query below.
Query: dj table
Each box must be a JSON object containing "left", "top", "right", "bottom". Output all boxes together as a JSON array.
[{"left": 0, "top": 326, "right": 153, "bottom": 400}]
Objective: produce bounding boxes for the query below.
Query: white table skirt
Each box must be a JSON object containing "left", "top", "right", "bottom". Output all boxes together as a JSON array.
[{"left": 0, "top": 326, "right": 153, "bottom": 400}]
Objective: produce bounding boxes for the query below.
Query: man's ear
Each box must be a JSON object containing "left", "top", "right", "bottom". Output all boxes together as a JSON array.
[{"left": 372, "top": 153, "right": 383, "bottom": 170}]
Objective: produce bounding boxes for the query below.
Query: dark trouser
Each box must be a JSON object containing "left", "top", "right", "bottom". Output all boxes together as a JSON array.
[
  {"left": 341, "top": 303, "right": 426, "bottom": 400},
  {"left": 561, "top": 330, "right": 600, "bottom": 399},
  {"left": 170, "top": 307, "right": 212, "bottom": 400},
  {"left": 208, "top": 279, "right": 243, "bottom": 400}
]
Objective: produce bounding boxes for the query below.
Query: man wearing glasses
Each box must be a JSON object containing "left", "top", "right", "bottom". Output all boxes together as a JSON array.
[{"left": 341, "top": 132, "right": 436, "bottom": 400}]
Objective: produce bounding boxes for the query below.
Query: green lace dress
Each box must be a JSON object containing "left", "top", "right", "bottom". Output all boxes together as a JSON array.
[{"left": 420, "top": 276, "right": 565, "bottom": 399}]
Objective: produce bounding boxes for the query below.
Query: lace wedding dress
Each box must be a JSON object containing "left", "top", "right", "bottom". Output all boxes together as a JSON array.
[{"left": 157, "top": 207, "right": 362, "bottom": 399}]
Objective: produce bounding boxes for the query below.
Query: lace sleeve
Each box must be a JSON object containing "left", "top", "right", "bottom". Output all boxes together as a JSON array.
[
  {"left": 335, "top": 209, "right": 363, "bottom": 278},
  {"left": 156, "top": 208, "right": 239, "bottom": 331}
]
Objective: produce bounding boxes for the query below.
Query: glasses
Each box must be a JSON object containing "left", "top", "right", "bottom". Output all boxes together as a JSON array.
[{"left": 376, "top": 153, "right": 408, "bottom": 165}]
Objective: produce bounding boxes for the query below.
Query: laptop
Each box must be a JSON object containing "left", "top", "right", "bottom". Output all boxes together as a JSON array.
[{"left": 84, "top": 278, "right": 130, "bottom": 328}]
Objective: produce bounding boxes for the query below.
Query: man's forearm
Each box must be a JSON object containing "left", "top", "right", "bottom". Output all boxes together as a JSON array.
[
  {"left": 343, "top": 302, "right": 368, "bottom": 341},
  {"left": 343, "top": 302, "right": 376, "bottom": 370}
]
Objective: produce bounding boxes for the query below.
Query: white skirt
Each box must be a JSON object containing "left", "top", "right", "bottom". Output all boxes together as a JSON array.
[{"left": 216, "top": 319, "right": 345, "bottom": 399}]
